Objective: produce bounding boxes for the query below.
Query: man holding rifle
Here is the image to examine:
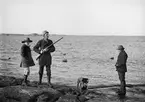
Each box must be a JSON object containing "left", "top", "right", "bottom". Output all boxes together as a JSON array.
[{"left": 33, "top": 30, "right": 55, "bottom": 87}]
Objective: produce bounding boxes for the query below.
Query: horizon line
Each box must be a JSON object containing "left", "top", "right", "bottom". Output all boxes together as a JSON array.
[{"left": 0, "top": 33, "right": 145, "bottom": 36}]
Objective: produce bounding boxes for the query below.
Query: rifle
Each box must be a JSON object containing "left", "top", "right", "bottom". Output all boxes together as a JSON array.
[{"left": 36, "top": 37, "right": 63, "bottom": 60}]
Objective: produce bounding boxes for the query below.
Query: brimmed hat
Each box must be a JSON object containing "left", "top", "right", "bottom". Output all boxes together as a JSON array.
[
  {"left": 117, "top": 45, "right": 125, "bottom": 50},
  {"left": 22, "top": 37, "right": 33, "bottom": 43},
  {"left": 43, "top": 30, "right": 49, "bottom": 34}
]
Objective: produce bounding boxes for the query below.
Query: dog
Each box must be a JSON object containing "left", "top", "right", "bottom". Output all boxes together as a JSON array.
[{"left": 77, "top": 77, "right": 89, "bottom": 95}]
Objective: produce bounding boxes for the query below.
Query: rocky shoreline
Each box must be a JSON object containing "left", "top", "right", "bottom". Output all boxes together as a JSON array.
[{"left": 0, "top": 75, "right": 145, "bottom": 102}]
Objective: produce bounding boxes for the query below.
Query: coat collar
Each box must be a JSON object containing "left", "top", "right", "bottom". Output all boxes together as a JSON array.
[{"left": 43, "top": 38, "right": 49, "bottom": 42}]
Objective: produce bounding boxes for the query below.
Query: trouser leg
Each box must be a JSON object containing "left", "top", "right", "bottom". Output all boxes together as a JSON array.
[
  {"left": 46, "top": 65, "right": 52, "bottom": 86},
  {"left": 39, "top": 66, "right": 44, "bottom": 84},
  {"left": 118, "top": 72, "right": 126, "bottom": 95}
]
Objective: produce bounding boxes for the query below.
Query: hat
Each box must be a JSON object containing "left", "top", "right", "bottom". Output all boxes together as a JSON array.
[
  {"left": 43, "top": 30, "right": 49, "bottom": 34},
  {"left": 22, "top": 37, "right": 33, "bottom": 43},
  {"left": 117, "top": 45, "right": 125, "bottom": 50}
]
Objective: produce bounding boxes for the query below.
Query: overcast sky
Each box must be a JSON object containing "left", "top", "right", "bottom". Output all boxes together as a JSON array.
[{"left": 0, "top": 0, "right": 144, "bottom": 35}]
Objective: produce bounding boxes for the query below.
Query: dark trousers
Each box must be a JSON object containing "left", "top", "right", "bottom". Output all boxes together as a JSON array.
[
  {"left": 39, "top": 65, "right": 51, "bottom": 77},
  {"left": 118, "top": 71, "right": 126, "bottom": 94}
]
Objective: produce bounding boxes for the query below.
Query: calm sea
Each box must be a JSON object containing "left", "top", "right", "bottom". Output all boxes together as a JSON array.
[{"left": 0, "top": 34, "right": 145, "bottom": 86}]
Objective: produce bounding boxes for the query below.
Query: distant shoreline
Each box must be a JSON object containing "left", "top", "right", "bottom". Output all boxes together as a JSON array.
[
  {"left": 0, "top": 33, "right": 145, "bottom": 37},
  {"left": 0, "top": 33, "right": 39, "bottom": 36}
]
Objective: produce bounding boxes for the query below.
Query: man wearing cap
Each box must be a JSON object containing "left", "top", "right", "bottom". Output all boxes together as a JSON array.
[
  {"left": 33, "top": 31, "right": 55, "bottom": 87},
  {"left": 20, "top": 37, "right": 35, "bottom": 86},
  {"left": 115, "top": 45, "right": 128, "bottom": 96}
]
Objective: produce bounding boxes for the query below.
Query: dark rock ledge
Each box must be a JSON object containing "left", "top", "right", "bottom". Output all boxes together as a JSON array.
[{"left": 0, "top": 75, "right": 145, "bottom": 102}]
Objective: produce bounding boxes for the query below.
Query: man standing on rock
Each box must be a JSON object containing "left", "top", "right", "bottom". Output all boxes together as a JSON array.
[
  {"left": 115, "top": 45, "right": 128, "bottom": 96},
  {"left": 33, "top": 30, "right": 55, "bottom": 87}
]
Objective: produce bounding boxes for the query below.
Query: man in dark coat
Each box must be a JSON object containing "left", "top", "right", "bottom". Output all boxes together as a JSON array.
[
  {"left": 115, "top": 45, "right": 128, "bottom": 96},
  {"left": 20, "top": 37, "right": 35, "bottom": 86},
  {"left": 33, "top": 30, "right": 55, "bottom": 87}
]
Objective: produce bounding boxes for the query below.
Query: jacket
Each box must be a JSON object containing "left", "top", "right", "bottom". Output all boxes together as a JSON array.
[
  {"left": 20, "top": 44, "right": 35, "bottom": 68},
  {"left": 33, "top": 39, "right": 55, "bottom": 66},
  {"left": 115, "top": 50, "right": 128, "bottom": 72}
]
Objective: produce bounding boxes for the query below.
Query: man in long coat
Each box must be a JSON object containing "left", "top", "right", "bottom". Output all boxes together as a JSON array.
[
  {"left": 115, "top": 45, "right": 128, "bottom": 96},
  {"left": 33, "top": 31, "right": 55, "bottom": 87}
]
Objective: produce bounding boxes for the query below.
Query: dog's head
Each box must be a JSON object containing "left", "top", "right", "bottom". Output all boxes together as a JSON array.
[{"left": 82, "top": 78, "right": 89, "bottom": 83}]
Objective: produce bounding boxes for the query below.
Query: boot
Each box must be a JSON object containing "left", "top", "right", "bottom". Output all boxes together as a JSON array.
[
  {"left": 119, "top": 82, "right": 126, "bottom": 96},
  {"left": 47, "top": 74, "right": 53, "bottom": 88},
  {"left": 22, "top": 75, "right": 28, "bottom": 86},
  {"left": 38, "top": 74, "right": 43, "bottom": 85}
]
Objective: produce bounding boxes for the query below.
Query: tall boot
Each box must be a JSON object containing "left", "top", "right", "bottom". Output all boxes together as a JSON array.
[
  {"left": 38, "top": 74, "right": 43, "bottom": 85},
  {"left": 22, "top": 75, "right": 28, "bottom": 86},
  {"left": 47, "top": 74, "right": 52, "bottom": 87}
]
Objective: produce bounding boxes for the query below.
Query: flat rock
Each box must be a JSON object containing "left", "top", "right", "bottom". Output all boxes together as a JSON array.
[
  {"left": 0, "top": 75, "right": 145, "bottom": 102},
  {"left": 0, "top": 75, "right": 23, "bottom": 87},
  {"left": 0, "top": 86, "right": 61, "bottom": 102},
  {"left": 56, "top": 94, "right": 77, "bottom": 102}
]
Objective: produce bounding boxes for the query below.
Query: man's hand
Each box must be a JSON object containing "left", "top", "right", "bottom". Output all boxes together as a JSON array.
[{"left": 40, "top": 48, "right": 48, "bottom": 54}]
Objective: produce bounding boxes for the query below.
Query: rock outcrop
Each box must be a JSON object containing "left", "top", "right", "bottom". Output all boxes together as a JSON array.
[{"left": 0, "top": 75, "right": 145, "bottom": 102}]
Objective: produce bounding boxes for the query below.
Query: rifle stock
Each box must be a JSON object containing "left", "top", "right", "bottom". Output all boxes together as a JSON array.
[{"left": 36, "top": 37, "right": 63, "bottom": 60}]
